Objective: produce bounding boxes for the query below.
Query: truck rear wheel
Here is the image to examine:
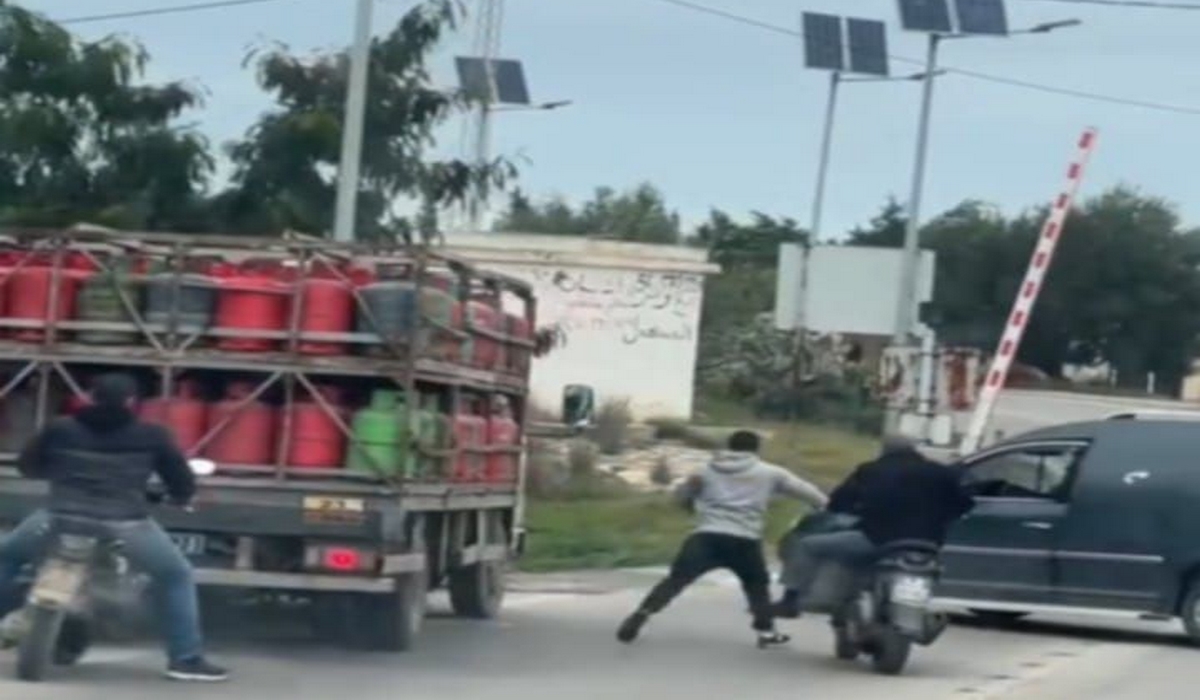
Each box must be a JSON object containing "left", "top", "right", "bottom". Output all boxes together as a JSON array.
[
  {"left": 449, "top": 559, "right": 506, "bottom": 619},
  {"left": 357, "top": 573, "right": 428, "bottom": 652}
]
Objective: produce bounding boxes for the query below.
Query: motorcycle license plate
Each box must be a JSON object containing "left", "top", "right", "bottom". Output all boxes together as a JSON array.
[
  {"left": 170, "top": 533, "right": 207, "bottom": 556},
  {"left": 891, "top": 575, "right": 932, "bottom": 605},
  {"left": 31, "top": 560, "right": 86, "bottom": 607}
]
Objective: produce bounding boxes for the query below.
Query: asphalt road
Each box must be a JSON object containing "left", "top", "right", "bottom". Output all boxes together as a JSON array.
[
  {"left": 967, "top": 388, "right": 1200, "bottom": 442},
  {"left": 1, "top": 569, "right": 1193, "bottom": 699}
]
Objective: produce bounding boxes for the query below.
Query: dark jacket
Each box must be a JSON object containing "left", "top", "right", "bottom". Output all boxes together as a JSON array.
[
  {"left": 16, "top": 405, "right": 195, "bottom": 521},
  {"left": 827, "top": 447, "right": 973, "bottom": 546}
]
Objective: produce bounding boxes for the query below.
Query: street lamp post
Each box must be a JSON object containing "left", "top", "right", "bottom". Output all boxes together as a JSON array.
[
  {"left": 333, "top": 0, "right": 374, "bottom": 243},
  {"left": 893, "top": 17, "right": 1083, "bottom": 345}
]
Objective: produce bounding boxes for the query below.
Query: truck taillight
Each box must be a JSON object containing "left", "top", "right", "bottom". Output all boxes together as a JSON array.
[
  {"left": 304, "top": 545, "right": 377, "bottom": 573},
  {"left": 325, "top": 548, "right": 361, "bottom": 571}
]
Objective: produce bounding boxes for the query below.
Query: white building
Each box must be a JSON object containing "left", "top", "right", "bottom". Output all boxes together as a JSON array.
[{"left": 447, "top": 233, "right": 718, "bottom": 420}]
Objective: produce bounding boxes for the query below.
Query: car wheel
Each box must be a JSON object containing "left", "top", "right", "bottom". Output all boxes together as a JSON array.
[{"left": 1180, "top": 579, "right": 1200, "bottom": 645}]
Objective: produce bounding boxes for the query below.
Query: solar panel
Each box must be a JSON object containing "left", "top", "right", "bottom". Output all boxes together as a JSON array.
[
  {"left": 454, "top": 57, "right": 531, "bottom": 105},
  {"left": 954, "top": 0, "right": 1009, "bottom": 35},
  {"left": 802, "top": 12, "right": 844, "bottom": 72},
  {"left": 847, "top": 18, "right": 889, "bottom": 77},
  {"left": 897, "top": 0, "right": 953, "bottom": 33},
  {"left": 491, "top": 59, "right": 531, "bottom": 105}
]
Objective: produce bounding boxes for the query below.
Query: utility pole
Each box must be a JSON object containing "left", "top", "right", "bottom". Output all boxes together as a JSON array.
[
  {"left": 333, "top": 0, "right": 374, "bottom": 243},
  {"left": 893, "top": 33, "right": 940, "bottom": 346}
]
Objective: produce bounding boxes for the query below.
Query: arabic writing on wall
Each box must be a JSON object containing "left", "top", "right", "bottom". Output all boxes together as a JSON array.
[{"left": 511, "top": 266, "right": 704, "bottom": 346}]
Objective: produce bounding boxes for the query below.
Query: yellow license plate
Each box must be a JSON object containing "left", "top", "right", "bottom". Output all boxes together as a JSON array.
[
  {"left": 303, "top": 496, "right": 365, "bottom": 513},
  {"left": 302, "top": 496, "right": 366, "bottom": 525}
]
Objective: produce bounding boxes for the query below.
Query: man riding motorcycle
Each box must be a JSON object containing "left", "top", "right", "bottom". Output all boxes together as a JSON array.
[
  {"left": 0, "top": 373, "right": 228, "bottom": 682},
  {"left": 773, "top": 436, "right": 974, "bottom": 618}
]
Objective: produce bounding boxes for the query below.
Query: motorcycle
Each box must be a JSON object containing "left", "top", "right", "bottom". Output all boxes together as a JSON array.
[
  {"left": 8, "top": 458, "right": 216, "bottom": 682},
  {"left": 787, "top": 513, "right": 949, "bottom": 676}
]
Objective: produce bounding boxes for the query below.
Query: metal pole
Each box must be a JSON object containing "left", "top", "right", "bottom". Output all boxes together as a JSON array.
[
  {"left": 468, "top": 102, "right": 493, "bottom": 232},
  {"left": 332, "top": 0, "right": 374, "bottom": 243},
  {"left": 809, "top": 71, "right": 841, "bottom": 241},
  {"left": 893, "top": 33, "right": 940, "bottom": 344},
  {"left": 791, "top": 71, "right": 841, "bottom": 397}
]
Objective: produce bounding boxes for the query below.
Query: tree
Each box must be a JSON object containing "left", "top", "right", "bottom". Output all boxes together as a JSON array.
[
  {"left": 493, "top": 183, "right": 682, "bottom": 243},
  {"left": 0, "top": 1, "right": 214, "bottom": 230},
  {"left": 213, "top": 0, "right": 514, "bottom": 239},
  {"left": 854, "top": 189, "right": 1200, "bottom": 392},
  {"left": 692, "top": 210, "right": 807, "bottom": 385},
  {"left": 694, "top": 210, "right": 805, "bottom": 269},
  {"left": 846, "top": 197, "right": 906, "bottom": 247}
]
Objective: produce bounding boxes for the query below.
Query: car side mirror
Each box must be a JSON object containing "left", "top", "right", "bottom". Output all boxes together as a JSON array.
[{"left": 562, "top": 384, "right": 595, "bottom": 432}]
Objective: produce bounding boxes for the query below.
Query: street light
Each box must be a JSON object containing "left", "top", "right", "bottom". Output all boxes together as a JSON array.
[
  {"left": 491, "top": 100, "right": 573, "bottom": 113},
  {"left": 892, "top": 1, "right": 1083, "bottom": 349}
]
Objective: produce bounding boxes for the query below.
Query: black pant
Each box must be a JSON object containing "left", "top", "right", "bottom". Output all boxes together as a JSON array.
[{"left": 638, "top": 532, "right": 774, "bottom": 632}]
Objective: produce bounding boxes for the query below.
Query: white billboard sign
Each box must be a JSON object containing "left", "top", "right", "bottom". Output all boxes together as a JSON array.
[{"left": 775, "top": 244, "right": 936, "bottom": 336}]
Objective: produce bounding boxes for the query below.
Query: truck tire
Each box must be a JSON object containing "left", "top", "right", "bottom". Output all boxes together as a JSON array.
[
  {"left": 17, "top": 606, "right": 65, "bottom": 682},
  {"left": 357, "top": 573, "right": 428, "bottom": 652},
  {"left": 310, "top": 594, "right": 355, "bottom": 645},
  {"left": 870, "top": 628, "right": 912, "bottom": 676},
  {"left": 449, "top": 559, "right": 506, "bottom": 619}
]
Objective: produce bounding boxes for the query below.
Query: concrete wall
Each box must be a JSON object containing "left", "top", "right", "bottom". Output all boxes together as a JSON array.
[{"left": 446, "top": 233, "right": 718, "bottom": 420}]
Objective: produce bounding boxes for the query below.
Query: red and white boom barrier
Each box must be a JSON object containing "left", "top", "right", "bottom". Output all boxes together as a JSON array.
[{"left": 960, "top": 128, "right": 1099, "bottom": 455}]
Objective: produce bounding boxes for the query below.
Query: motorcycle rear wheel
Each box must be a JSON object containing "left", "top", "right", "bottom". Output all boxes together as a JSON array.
[
  {"left": 833, "top": 625, "right": 859, "bottom": 660},
  {"left": 17, "top": 606, "right": 65, "bottom": 682},
  {"left": 870, "top": 628, "right": 912, "bottom": 676}
]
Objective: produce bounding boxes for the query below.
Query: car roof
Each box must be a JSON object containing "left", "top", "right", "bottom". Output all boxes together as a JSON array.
[{"left": 993, "top": 417, "right": 1200, "bottom": 448}]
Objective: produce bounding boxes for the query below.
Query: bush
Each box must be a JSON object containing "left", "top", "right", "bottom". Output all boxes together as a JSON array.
[
  {"left": 567, "top": 439, "right": 598, "bottom": 481},
  {"left": 592, "top": 399, "right": 633, "bottom": 455},
  {"left": 648, "top": 418, "right": 689, "bottom": 441},
  {"left": 650, "top": 455, "right": 674, "bottom": 487},
  {"left": 525, "top": 439, "right": 566, "bottom": 498}
]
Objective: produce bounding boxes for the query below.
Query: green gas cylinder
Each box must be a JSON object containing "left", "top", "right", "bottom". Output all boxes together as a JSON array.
[
  {"left": 413, "top": 395, "right": 450, "bottom": 479},
  {"left": 76, "top": 269, "right": 140, "bottom": 344},
  {"left": 346, "top": 389, "right": 410, "bottom": 477}
]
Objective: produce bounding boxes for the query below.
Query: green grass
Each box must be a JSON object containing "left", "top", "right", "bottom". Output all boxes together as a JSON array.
[{"left": 519, "top": 404, "right": 880, "bottom": 572}]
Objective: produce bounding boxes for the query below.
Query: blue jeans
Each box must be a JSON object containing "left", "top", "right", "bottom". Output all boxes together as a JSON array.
[
  {"left": 0, "top": 510, "right": 205, "bottom": 663},
  {"left": 780, "top": 529, "right": 876, "bottom": 593}
]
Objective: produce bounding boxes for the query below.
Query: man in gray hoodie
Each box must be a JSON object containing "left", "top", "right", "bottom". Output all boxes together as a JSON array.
[{"left": 617, "top": 430, "right": 827, "bottom": 647}]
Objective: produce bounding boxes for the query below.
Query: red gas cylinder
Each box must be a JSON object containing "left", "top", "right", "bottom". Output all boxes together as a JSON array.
[
  {"left": 485, "top": 396, "right": 520, "bottom": 483},
  {"left": 0, "top": 252, "right": 19, "bottom": 323},
  {"left": 213, "top": 262, "right": 288, "bottom": 352},
  {"left": 63, "top": 392, "right": 90, "bottom": 416},
  {"left": 7, "top": 253, "right": 91, "bottom": 342},
  {"left": 203, "top": 382, "right": 277, "bottom": 466},
  {"left": 296, "top": 263, "right": 355, "bottom": 356},
  {"left": 465, "top": 298, "right": 503, "bottom": 370},
  {"left": 506, "top": 314, "right": 532, "bottom": 375},
  {"left": 140, "top": 381, "right": 209, "bottom": 454},
  {"left": 452, "top": 400, "right": 486, "bottom": 482},
  {"left": 286, "top": 385, "right": 346, "bottom": 469}
]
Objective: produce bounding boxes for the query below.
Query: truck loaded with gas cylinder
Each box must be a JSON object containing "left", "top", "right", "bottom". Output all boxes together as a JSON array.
[{"left": 0, "top": 228, "right": 543, "bottom": 652}]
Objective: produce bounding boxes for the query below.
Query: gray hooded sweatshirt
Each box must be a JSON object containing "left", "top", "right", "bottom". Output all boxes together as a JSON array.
[{"left": 674, "top": 451, "right": 828, "bottom": 540}]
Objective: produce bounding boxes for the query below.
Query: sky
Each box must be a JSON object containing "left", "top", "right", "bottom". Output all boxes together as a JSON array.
[{"left": 18, "top": 0, "right": 1200, "bottom": 238}]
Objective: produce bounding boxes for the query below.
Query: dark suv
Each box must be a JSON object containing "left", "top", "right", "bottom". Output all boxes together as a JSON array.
[{"left": 936, "top": 415, "right": 1200, "bottom": 642}]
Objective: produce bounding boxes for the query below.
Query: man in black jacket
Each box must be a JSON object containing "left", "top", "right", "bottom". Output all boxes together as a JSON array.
[
  {"left": 773, "top": 437, "right": 974, "bottom": 617},
  {"left": 0, "top": 374, "right": 228, "bottom": 682}
]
